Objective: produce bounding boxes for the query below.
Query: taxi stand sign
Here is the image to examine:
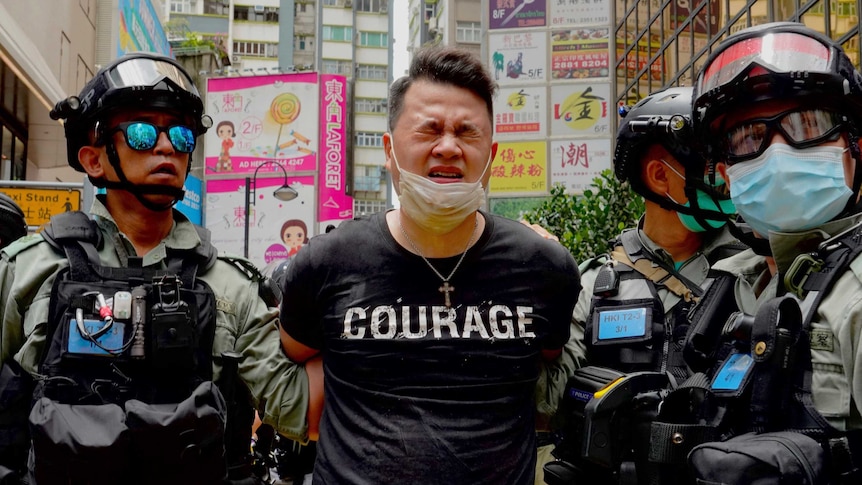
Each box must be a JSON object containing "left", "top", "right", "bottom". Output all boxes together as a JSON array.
[{"left": 0, "top": 187, "right": 81, "bottom": 228}]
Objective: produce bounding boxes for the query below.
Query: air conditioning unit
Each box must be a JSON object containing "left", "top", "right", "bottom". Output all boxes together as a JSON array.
[
  {"left": 231, "top": 54, "right": 241, "bottom": 63},
  {"left": 380, "top": 5, "right": 388, "bottom": 13},
  {"left": 428, "top": 17, "right": 437, "bottom": 30},
  {"left": 254, "top": 5, "right": 265, "bottom": 13},
  {"left": 344, "top": 0, "right": 352, "bottom": 7}
]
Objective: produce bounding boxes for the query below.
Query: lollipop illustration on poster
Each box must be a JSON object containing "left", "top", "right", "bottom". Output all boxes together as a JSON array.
[
  {"left": 253, "top": 92, "right": 313, "bottom": 159},
  {"left": 206, "top": 73, "right": 320, "bottom": 174}
]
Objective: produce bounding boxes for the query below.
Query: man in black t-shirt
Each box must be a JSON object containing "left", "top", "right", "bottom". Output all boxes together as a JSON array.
[{"left": 280, "top": 46, "right": 580, "bottom": 485}]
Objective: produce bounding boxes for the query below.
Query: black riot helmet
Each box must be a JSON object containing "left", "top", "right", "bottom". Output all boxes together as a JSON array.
[
  {"left": 615, "top": 87, "right": 731, "bottom": 225},
  {"left": 691, "top": 22, "right": 862, "bottom": 246},
  {"left": 692, "top": 22, "right": 862, "bottom": 160},
  {"left": 50, "top": 52, "right": 212, "bottom": 210},
  {"left": 0, "top": 192, "right": 27, "bottom": 249}
]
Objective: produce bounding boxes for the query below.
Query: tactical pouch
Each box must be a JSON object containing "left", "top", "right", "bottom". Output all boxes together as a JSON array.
[
  {"left": 29, "top": 399, "right": 131, "bottom": 485},
  {"left": 125, "top": 381, "right": 228, "bottom": 485},
  {"left": 688, "top": 431, "right": 827, "bottom": 485},
  {"left": 28, "top": 381, "right": 227, "bottom": 485}
]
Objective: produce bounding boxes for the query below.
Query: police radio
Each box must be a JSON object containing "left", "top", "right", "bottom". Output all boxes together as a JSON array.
[{"left": 593, "top": 263, "right": 620, "bottom": 297}]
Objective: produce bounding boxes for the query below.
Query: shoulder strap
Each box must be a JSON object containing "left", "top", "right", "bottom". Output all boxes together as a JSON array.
[
  {"left": 611, "top": 245, "right": 699, "bottom": 303},
  {"left": 784, "top": 219, "right": 862, "bottom": 327},
  {"left": 618, "top": 229, "right": 704, "bottom": 300},
  {"left": 40, "top": 211, "right": 101, "bottom": 250}
]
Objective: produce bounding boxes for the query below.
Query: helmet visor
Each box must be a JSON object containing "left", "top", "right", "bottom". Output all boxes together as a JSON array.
[
  {"left": 106, "top": 58, "right": 197, "bottom": 94},
  {"left": 699, "top": 32, "right": 832, "bottom": 95}
]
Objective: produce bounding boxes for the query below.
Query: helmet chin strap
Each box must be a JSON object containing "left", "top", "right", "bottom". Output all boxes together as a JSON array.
[{"left": 97, "top": 142, "right": 186, "bottom": 212}]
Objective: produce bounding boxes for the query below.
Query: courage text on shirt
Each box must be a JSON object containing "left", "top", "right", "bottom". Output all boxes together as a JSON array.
[{"left": 342, "top": 304, "right": 537, "bottom": 340}]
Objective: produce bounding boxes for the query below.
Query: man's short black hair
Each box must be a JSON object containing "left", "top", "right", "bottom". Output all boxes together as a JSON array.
[{"left": 388, "top": 46, "right": 497, "bottom": 131}]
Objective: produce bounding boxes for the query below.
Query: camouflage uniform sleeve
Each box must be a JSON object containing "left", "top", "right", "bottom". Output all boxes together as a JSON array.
[
  {"left": 0, "top": 236, "right": 64, "bottom": 374},
  {"left": 0, "top": 253, "right": 16, "bottom": 366},
  {"left": 207, "top": 260, "right": 309, "bottom": 443}
]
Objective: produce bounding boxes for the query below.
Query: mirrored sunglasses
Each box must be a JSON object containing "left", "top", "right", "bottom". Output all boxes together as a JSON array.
[
  {"left": 723, "top": 108, "right": 844, "bottom": 163},
  {"left": 112, "top": 121, "right": 196, "bottom": 153}
]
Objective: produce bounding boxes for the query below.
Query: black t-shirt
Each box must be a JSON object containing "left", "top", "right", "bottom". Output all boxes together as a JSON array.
[{"left": 281, "top": 211, "right": 580, "bottom": 485}]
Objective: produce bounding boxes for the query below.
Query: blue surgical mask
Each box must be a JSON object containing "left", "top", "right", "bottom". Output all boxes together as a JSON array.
[
  {"left": 662, "top": 160, "right": 735, "bottom": 233},
  {"left": 725, "top": 144, "right": 852, "bottom": 237}
]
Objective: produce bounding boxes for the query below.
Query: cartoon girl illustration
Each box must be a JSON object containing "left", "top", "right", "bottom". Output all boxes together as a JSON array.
[
  {"left": 216, "top": 120, "right": 235, "bottom": 172},
  {"left": 281, "top": 219, "right": 309, "bottom": 257}
]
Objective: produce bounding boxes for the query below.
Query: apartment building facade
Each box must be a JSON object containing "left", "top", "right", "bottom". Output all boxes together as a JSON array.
[{"left": 169, "top": 0, "right": 392, "bottom": 217}]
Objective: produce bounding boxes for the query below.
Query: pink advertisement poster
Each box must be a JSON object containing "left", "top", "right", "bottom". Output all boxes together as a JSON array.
[
  {"left": 318, "top": 74, "right": 353, "bottom": 224},
  {"left": 205, "top": 73, "right": 320, "bottom": 175},
  {"left": 205, "top": 176, "right": 316, "bottom": 269}
]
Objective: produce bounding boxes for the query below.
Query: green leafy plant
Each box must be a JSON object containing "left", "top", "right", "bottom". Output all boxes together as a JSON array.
[{"left": 523, "top": 170, "right": 645, "bottom": 263}]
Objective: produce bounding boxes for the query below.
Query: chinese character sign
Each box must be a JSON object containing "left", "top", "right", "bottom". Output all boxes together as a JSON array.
[
  {"left": 489, "top": 32, "right": 548, "bottom": 86},
  {"left": 550, "top": 0, "right": 611, "bottom": 27},
  {"left": 205, "top": 73, "right": 320, "bottom": 176},
  {"left": 550, "top": 83, "right": 610, "bottom": 136},
  {"left": 318, "top": 74, "right": 353, "bottom": 224},
  {"left": 489, "top": 0, "right": 548, "bottom": 29},
  {"left": 205, "top": 176, "right": 315, "bottom": 269},
  {"left": 493, "top": 86, "right": 548, "bottom": 139},
  {"left": 489, "top": 141, "right": 548, "bottom": 195},
  {"left": 551, "top": 28, "right": 610, "bottom": 80},
  {"left": 550, "top": 138, "right": 612, "bottom": 194}
]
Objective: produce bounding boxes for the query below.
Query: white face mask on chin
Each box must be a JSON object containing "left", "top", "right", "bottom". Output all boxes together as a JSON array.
[{"left": 390, "top": 140, "right": 492, "bottom": 235}]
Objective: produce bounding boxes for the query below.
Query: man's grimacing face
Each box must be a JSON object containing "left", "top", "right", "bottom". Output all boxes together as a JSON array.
[{"left": 384, "top": 80, "right": 497, "bottom": 191}]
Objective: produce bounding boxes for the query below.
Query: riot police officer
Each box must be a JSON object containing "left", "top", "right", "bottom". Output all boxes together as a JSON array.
[
  {"left": 687, "top": 22, "right": 862, "bottom": 479},
  {"left": 0, "top": 53, "right": 311, "bottom": 484},
  {"left": 540, "top": 87, "right": 740, "bottom": 485}
]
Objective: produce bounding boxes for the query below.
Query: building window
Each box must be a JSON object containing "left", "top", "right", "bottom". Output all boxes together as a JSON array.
[
  {"left": 354, "top": 199, "right": 388, "bottom": 215},
  {"left": 323, "top": 25, "right": 354, "bottom": 42},
  {"left": 424, "top": 2, "right": 436, "bottom": 21},
  {"left": 322, "top": 59, "right": 353, "bottom": 75},
  {"left": 359, "top": 31, "right": 388, "bottom": 47},
  {"left": 170, "top": 0, "right": 191, "bottom": 13},
  {"left": 354, "top": 165, "right": 383, "bottom": 191},
  {"left": 456, "top": 21, "right": 482, "bottom": 43},
  {"left": 356, "top": 64, "right": 387, "bottom": 80},
  {"left": 0, "top": 63, "right": 27, "bottom": 181},
  {"left": 203, "top": 0, "right": 229, "bottom": 15},
  {"left": 356, "top": 132, "right": 384, "bottom": 147},
  {"left": 233, "top": 41, "right": 278, "bottom": 58},
  {"left": 322, "top": 0, "right": 338, "bottom": 5},
  {"left": 355, "top": 98, "right": 387, "bottom": 113},
  {"left": 295, "top": 36, "right": 312, "bottom": 51},
  {"left": 234, "top": 5, "right": 279, "bottom": 22},
  {"left": 356, "top": 0, "right": 389, "bottom": 13}
]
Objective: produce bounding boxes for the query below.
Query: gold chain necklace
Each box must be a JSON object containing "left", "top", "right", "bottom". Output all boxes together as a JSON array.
[{"left": 397, "top": 215, "right": 479, "bottom": 308}]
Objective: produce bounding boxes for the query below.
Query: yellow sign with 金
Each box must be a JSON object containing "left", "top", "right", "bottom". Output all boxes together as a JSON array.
[{"left": 0, "top": 188, "right": 81, "bottom": 227}]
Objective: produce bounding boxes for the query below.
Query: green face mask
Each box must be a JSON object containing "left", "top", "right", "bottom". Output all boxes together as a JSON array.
[
  {"left": 676, "top": 186, "right": 736, "bottom": 232},
  {"left": 661, "top": 160, "right": 735, "bottom": 233}
]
